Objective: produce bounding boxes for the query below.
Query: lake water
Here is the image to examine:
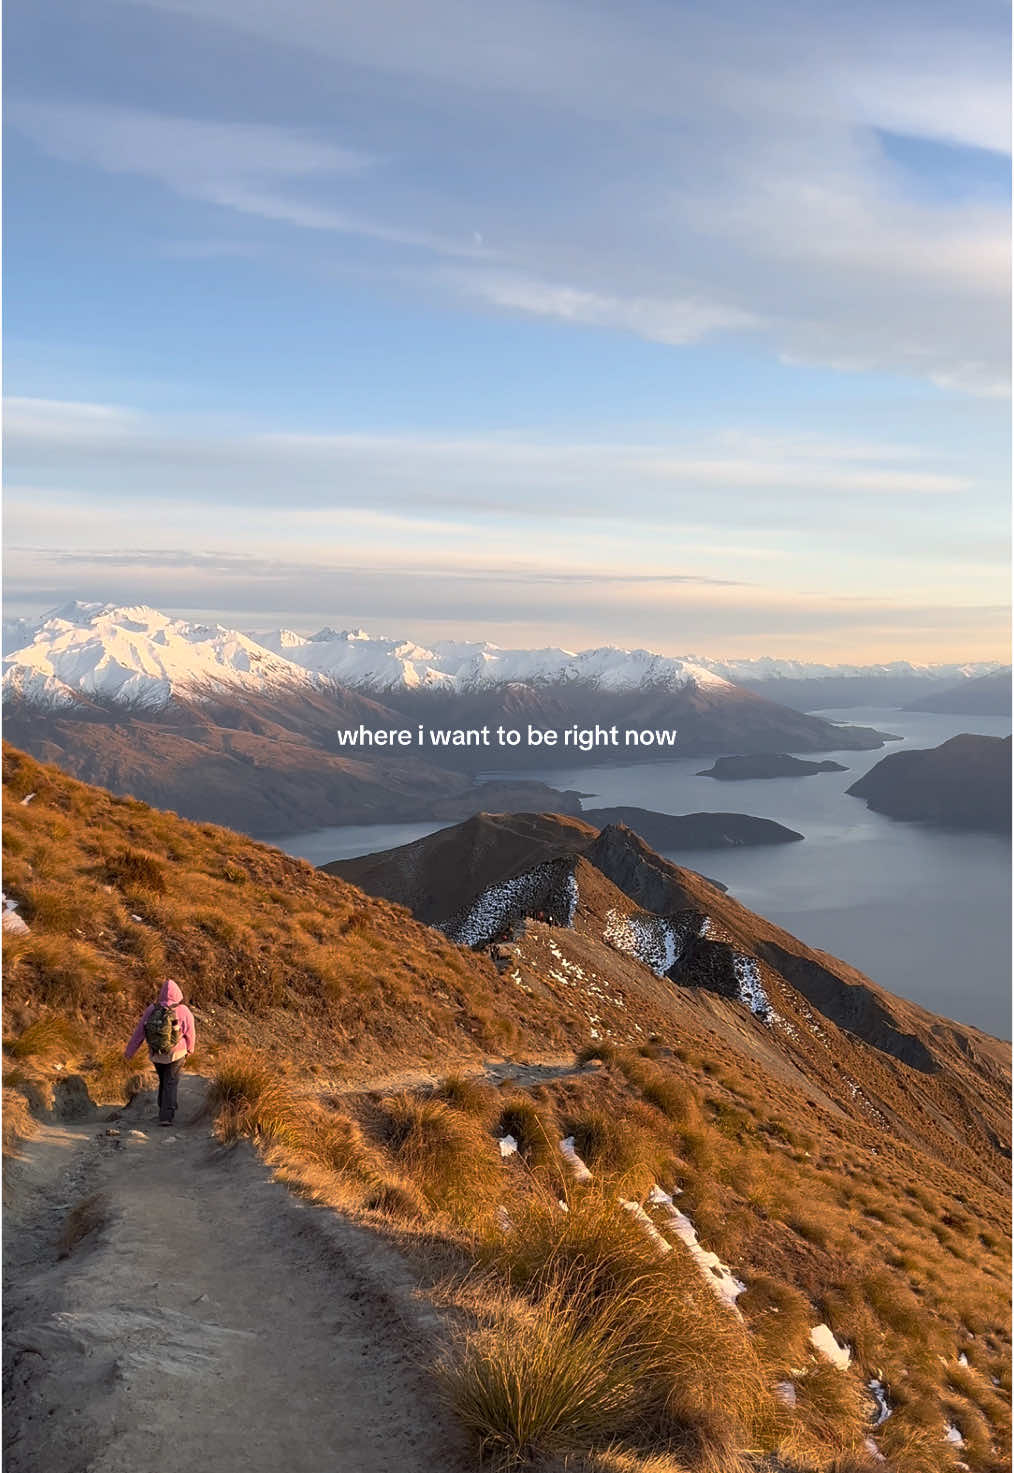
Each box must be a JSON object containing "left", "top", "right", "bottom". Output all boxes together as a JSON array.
[{"left": 275, "top": 708, "right": 1012, "bottom": 1038}]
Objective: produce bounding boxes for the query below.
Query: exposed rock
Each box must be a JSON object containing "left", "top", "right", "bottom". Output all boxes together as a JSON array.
[{"left": 52, "top": 1076, "right": 96, "bottom": 1121}]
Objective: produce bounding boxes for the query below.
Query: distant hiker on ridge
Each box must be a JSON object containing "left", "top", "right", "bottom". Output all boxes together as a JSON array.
[{"left": 124, "top": 980, "right": 196, "bottom": 1127}]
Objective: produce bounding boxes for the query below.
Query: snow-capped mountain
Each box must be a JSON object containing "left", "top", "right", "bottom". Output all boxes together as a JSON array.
[
  {"left": 252, "top": 626, "right": 735, "bottom": 694},
  {"left": 693, "top": 656, "right": 1002, "bottom": 683},
  {"left": 2, "top": 603, "right": 319, "bottom": 711},
  {"left": 3, "top": 601, "right": 1003, "bottom": 712}
]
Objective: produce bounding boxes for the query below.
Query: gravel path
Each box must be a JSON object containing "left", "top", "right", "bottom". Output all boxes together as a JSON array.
[{"left": 3, "top": 1073, "right": 473, "bottom": 1473}]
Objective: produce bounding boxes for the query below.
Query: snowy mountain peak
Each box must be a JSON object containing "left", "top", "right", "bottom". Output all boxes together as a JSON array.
[
  {"left": 2, "top": 603, "right": 319, "bottom": 711},
  {"left": 3, "top": 599, "right": 1003, "bottom": 710}
]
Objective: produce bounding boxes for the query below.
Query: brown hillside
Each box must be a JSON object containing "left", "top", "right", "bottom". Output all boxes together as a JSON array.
[{"left": 3, "top": 746, "right": 1011, "bottom": 1473}]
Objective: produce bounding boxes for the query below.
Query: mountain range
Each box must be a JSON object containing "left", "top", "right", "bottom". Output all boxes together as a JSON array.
[
  {"left": 2, "top": 601, "right": 922, "bottom": 831},
  {"left": 4, "top": 602, "right": 1003, "bottom": 708}
]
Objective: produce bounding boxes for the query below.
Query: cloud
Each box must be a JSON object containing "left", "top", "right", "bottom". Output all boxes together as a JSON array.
[
  {"left": 3, "top": 398, "right": 976, "bottom": 523},
  {"left": 10, "top": 0, "right": 1009, "bottom": 391},
  {"left": 443, "top": 271, "right": 761, "bottom": 346},
  {"left": 7, "top": 100, "right": 486, "bottom": 259},
  {"left": 5, "top": 539, "right": 1007, "bottom": 661}
]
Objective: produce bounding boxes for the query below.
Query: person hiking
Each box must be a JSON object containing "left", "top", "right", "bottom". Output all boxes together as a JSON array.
[{"left": 124, "top": 980, "right": 196, "bottom": 1126}]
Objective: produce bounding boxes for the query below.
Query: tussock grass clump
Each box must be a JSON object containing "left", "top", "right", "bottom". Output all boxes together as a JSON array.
[
  {"left": 497, "top": 1096, "right": 558, "bottom": 1169},
  {"left": 738, "top": 1274, "right": 814, "bottom": 1375},
  {"left": 209, "top": 1053, "right": 302, "bottom": 1148},
  {"left": 2, "top": 1087, "right": 36, "bottom": 1159},
  {"left": 58, "top": 1192, "right": 108, "bottom": 1258},
  {"left": 577, "top": 1042, "right": 617, "bottom": 1065},
  {"left": 876, "top": 1420, "right": 962, "bottom": 1472},
  {"left": 437, "top": 1282, "right": 640, "bottom": 1467},
  {"left": 564, "top": 1109, "right": 665, "bottom": 1194},
  {"left": 374, "top": 1092, "right": 501, "bottom": 1219},
  {"left": 435, "top": 1072, "right": 497, "bottom": 1118},
  {"left": 3, "top": 933, "right": 106, "bottom": 1010},
  {"left": 104, "top": 848, "right": 167, "bottom": 895},
  {"left": 83, "top": 1048, "right": 147, "bottom": 1105},
  {"left": 622, "top": 1060, "right": 700, "bottom": 1130},
  {"left": 476, "top": 1192, "right": 776, "bottom": 1463},
  {"left": 210, "top": 1055, "right": 427, "bottom": 1222},
  {"left": 778, "top": 1362, "right": 871, "bottom": 1468},
  {"left": 5, "top": 1016, "right": 85, "bottom": 1060}
]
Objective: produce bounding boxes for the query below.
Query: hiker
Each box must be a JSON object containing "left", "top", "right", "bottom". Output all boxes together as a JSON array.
[{"left": 124, "top": 980, "right": 196, "bottom": 1126}]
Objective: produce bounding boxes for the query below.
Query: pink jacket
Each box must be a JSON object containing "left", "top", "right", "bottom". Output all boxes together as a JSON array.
[{"left": 125, "top": 980, "right": 196, "bottom": 1063}]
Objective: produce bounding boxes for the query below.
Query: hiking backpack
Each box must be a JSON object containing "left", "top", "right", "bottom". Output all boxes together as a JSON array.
[{"left": 144, "top": 1003, "right": 182, "bottom": 1054}]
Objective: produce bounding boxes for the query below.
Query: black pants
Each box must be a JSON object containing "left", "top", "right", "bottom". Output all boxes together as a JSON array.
[{"left": 154, "top": 1060, "right": 183, "bottom": 1123}]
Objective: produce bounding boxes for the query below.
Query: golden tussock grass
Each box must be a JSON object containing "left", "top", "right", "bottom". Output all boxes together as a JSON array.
[
  {"left": 436, "top": 1279, "right": 643, "bottom": 1468},
  {"left": 5, "top": 1015, "right": 88, "bottom": 1060},
  {"left": 2, "top": 1087, "right": 37, "bottom": 1160},
  {"left": 776, "top": 1362, "right": 871, "bottom": 1469},
  {"left": 496, "top": 1095, "right": 560, "bottom": 1170},
  {"left": 435, "top": 1072, "right": 498, "bottom": 1118},
  {"left": 374, "top": 1092, "right": 502, "bottom": 1222},
  {"left": 474, "top": 1191, "right": 776, "bottom": 1464}
]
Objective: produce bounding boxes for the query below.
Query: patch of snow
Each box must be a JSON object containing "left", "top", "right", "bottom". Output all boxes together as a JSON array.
[
  {"left": 810, "top": 1323, "right": 851, "bottom": 1370},
  {"left": 869, "top": 1379, "right": 891, "bottom": 1425},
  {"left": 443, "top": 859, "right": 578, "bottom": 948},
  {"left": 603, "top": 908, "right": 691, "bottom": 976},
  {"left": 944, "top": 1423, "right": 964, "bottom": 1446},
  {"left": 732, "top": 953, "right": 795, "bottom": 1035},
  {"left": 498, "top": 1135, "right": 519, "bottom": 1158},
  {"left": 775, "top": 1382, "right": 797, "bottom": 1407},
  {"left": 958, "top": 1352, "right": 969, "bottom": 1367},
  {"left": 20, "top": 792, "right": 36, "bottom": 805},
  {"left": 559, "top": 1138, "right": 593, "bottom": 1183},
  {"left": 645, "top": 1185, "right": 746, "bottom": 1310},
  {"left": 620, "top": 1198, "right": 673, "bottom": 1254}
]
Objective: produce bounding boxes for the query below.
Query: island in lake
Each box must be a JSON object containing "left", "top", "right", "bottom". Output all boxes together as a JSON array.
[{"left": 696, "top": 753, "right": 848, "bottom": 781}]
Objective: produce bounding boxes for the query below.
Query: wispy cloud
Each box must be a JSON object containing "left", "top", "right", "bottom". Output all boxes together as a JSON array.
[
  {"left": 3, "top": 397, "right": 975, "bottom": 517},
  {"left": 7, "top": 100, "right": 487, "bottom": 259},
  {"left": 9, "top": 0, "right": 1009, "bottom": 390}
]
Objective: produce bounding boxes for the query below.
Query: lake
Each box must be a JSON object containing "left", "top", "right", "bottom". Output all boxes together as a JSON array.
[{"left": 274, "top": 708, "right": 1012, "bottom": 1038}]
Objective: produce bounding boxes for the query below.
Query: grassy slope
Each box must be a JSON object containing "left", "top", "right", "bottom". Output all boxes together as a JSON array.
[{"left": 3, "top": 743, "right": 1010, "bottom": 1473}]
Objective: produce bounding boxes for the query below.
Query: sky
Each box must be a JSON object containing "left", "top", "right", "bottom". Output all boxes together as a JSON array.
[{"left": 3, "top": 0, "right": 1011, "bottom": 660}]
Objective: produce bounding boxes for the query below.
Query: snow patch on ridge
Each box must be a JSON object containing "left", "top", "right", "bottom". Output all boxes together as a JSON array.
[
  {"left": 442, "top": 860, "right": 578, "bottom": 948},
  {"left": 603, "top": 908, "right": 690, "bottom": 976}
]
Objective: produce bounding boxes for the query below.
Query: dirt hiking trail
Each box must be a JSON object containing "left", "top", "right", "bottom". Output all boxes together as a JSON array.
[{"left": 3, "top": 1073, "right": 475, "bottom": 1473}]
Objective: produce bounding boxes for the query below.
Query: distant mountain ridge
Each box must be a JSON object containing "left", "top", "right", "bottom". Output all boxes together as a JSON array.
[{"left": 3, "top": 602, "right": 1001, "bottom": 709}]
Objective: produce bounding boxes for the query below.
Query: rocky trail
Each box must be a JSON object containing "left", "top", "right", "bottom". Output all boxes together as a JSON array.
[{"left": 2, "top": 1073, "right": 476, "bottom": 1473}]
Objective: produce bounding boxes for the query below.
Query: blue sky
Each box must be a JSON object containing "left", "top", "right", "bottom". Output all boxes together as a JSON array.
[{"left": 4, "top": 0, "right": 1010, "bottom": 658}]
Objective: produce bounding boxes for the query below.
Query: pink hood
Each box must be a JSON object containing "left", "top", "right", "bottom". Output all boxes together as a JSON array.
[{"left": 125, "top": 979, "right": 195, "bottom": 1060}]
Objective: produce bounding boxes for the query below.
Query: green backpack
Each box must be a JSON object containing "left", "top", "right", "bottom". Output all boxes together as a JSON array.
[{"left": 144, "top": 1003, "right": 182, "bottom": 1054}]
